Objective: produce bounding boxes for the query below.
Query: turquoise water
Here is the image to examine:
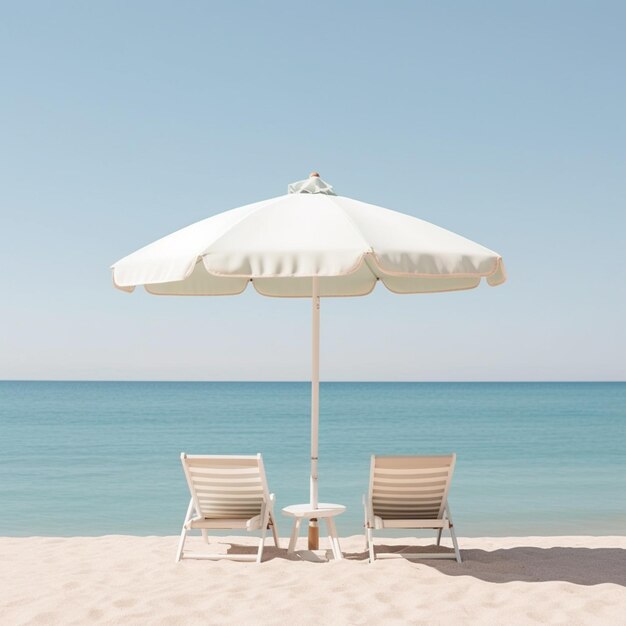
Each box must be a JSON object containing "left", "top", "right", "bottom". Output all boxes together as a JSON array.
[{"left": 0, "top": 382, "right": 624, "bottom": 537}]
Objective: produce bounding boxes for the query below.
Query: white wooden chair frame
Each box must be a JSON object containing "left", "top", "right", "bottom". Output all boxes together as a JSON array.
[
  {"left": 363, "top": 454, "right": 462, "bottom": 563},
  {"left": 176, "top": 453, "right": 280, "bottom": 564}
]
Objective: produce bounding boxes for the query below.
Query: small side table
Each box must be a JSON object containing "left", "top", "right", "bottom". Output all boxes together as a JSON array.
[{"left": 282, "top": 503, "right": 346, "bottom": 560}]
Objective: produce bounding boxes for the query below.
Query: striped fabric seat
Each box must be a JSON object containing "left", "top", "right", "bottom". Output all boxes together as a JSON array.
[
  {"left": 364, "top": 454, "right": 462, "bottom": 563},
  {"left": 176, "top": 453, "right": 280, "bottom": 563}
]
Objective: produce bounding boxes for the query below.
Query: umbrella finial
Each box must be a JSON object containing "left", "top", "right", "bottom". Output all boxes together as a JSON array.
[{"left": 288, "top": 173, "right": 336, "bottom": 195}]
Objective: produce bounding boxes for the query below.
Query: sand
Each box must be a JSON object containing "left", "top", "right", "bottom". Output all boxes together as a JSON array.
[{"left": 1, "top": 535, "right": 625, "bottom": 625}]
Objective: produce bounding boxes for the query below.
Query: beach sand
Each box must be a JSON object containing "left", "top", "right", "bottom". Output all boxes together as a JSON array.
[{"left": 1, "top": 535, "right": 625, "bottom": 625}]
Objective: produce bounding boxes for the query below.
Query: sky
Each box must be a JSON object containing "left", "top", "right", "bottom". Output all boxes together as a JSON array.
[{"left": 1, "top": 1, "right": 624, "bottom": 381}]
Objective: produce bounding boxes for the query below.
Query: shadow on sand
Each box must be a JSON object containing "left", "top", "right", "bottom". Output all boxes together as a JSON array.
[{"left": 223, "top": 542, "right": 626, "bottom": 586}]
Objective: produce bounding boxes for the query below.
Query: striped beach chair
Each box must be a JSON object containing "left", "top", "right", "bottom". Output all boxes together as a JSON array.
[
  {"left": 363, "top": 454, "right": 461, "bottom": 563},
  {"left": 176, "top": 453, "right": 280, "bottom": 563}
]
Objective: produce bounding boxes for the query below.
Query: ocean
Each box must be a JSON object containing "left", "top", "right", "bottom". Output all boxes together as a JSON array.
[{"left": 0, "top": 381, "right": 624, "bottom": 537}]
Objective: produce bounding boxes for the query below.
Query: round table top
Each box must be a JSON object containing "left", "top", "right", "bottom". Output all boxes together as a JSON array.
[{"left": 281, "top": 503, "right": 346, "bottom": 518}]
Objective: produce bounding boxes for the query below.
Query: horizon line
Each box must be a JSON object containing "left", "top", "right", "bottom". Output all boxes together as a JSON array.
[{"left": 1, "top": 379, "right": 624, "bottom": 384}]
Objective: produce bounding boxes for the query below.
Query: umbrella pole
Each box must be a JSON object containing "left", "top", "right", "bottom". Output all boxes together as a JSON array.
[{"left": 309, "top": 276, "right": 320, "bottom": 550}]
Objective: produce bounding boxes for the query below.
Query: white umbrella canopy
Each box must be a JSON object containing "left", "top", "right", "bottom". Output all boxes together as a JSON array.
[
  {"left": 112, "top": 173, "right": 506, "bottom": 548},
  {"left": 112, "top": 174, "right": 506, "bottom": 296}
]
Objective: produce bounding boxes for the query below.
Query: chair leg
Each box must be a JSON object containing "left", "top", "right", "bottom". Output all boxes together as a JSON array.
[
  {"left": 256, "top": 506, "right": 271, "bottom": 564},
  {"left": 362, "top": 495, "right": 369, "bottom": 551},
  {"left": 436, "top": 529, "right": 443, "bottom": 546},
  {"left": 176, "top": 498, "right": 194, "bottom": 562},
  {"left": 175, "top": 527, "right": 187, "bottom": 563},
  {"left": 201, "top": 529, "right": 209, "bottom": 544},
  {"left": 449, "top": 526, "right": 462, "bottom": 563},
  {"left": 367, "top": 527, "right": 375, "bottom": 563},
  {"left": 256, "top": 528, "right": 267, "bottom": 564},
  {"left": 444, "top": 502, "right": 462, "bottom": 563},
  {"left": 270, "top": 513, "right": 281, "bottom": 549}
]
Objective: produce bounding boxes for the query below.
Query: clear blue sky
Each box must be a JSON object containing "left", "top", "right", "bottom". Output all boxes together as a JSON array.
[{"left": 1, "top": 1, "right": 624, "bottom": 381}]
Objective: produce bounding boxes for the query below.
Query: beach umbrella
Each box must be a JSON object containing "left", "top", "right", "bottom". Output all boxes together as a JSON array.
[{"left": 111, "top": 173, "right": 506, "bottom": 549}]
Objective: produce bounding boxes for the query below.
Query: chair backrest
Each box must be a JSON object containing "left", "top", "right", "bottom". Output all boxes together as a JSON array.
[
  {"left": 181, "top": 453, "right": 270, "bottom": 519},
  {"left": 369, "top": 454, "right": 456, "bottom": 520}
]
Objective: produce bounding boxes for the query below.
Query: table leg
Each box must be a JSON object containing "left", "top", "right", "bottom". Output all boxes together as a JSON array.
[
  {"left": 325, "top": 519, "right": 338, "bottom": 559},
  {"left": 326, "top": 517, "right": 343, "bottom": 560},
  {"left": 288, "top": 517, "right": 302, "bottom": 553}
]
